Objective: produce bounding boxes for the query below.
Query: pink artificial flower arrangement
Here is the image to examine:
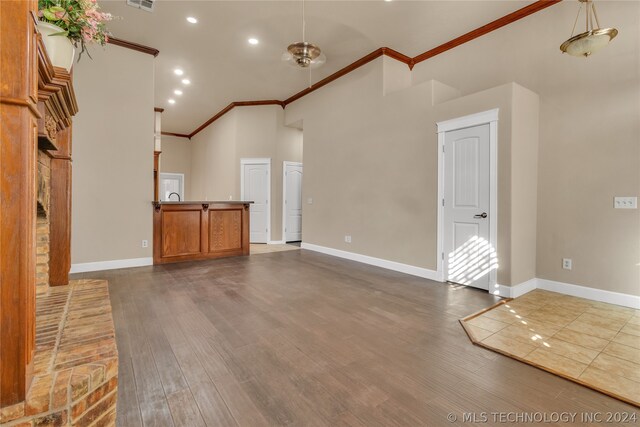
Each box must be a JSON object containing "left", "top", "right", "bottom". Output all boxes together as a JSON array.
[{"left": 38, "top": 0, "right": 112, "bottom": 59}]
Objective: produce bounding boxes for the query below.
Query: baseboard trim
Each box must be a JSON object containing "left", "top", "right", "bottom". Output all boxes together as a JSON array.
[
  {"left": 536, "top": 278, "right": 640, "bottom": 309},
  {"left": 70, "top": 257, "right": 153, "bottom": 274},
  {"left": 299, "top": 245, "right": 639, "bottom": 308},
  {"left": 495, "top": 278, "right": 537, "bottom": 298},
  {"left": 497, "top": 277, "right": 639, "bottom": 309},
  {"left": 301, "top": 242, "right": 439, "bottom": 281}
]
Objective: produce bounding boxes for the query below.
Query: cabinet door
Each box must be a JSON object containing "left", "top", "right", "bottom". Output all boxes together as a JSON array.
[{"left": 208, "top": 209, "right": 242, "bottom": 253}]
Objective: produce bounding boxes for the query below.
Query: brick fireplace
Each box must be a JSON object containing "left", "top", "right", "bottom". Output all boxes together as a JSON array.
[
  {"left": 37, "top": 151, "right": 51, "bottom": 295},
  {"left": 0, "top": 8, "right": 119, "bottom": 425}
]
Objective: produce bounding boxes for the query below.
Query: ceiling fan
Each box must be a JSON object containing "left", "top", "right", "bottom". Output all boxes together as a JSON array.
[{"left": 282, "top": 0, "right": 326, "bottom": 69}]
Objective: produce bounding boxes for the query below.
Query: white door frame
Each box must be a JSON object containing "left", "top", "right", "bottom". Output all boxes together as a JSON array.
[
  {"left": 159, "top": 172, "right": 185, "bottom": 201},
  {"left": 282, "top": 161, "right": 303, "bottom": 243},
  {"left": 436, "top": 108, "right": 499, "bottom": 294},
  {"left": 240, "top": 158, "right": 271, "bottom": 243}
]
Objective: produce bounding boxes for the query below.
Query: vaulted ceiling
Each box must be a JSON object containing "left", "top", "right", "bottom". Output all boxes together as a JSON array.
[{"left": 101, "top": 1, "right": 542, "bottom": 134}]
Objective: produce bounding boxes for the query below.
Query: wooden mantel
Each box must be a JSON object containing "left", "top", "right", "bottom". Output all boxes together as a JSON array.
[
  {"left": 37, "top": 34, "right": 78, "bottom": 287},
  {"left": 0, "top": 1, "right": 78, "bottom": 407}
]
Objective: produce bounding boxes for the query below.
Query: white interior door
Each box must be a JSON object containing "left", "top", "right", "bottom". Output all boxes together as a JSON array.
[
  {"left": 242, "top": 161, "right": 270, "bottom": 243},
  {"left": 159, "top": 173, "right": 184, "bottom": 202},
  {"left": 284, "top": 162, "right": 303, "bottom": 242},
  {"left": 443, "top": 124, "right": 492, "bottom": 290}
]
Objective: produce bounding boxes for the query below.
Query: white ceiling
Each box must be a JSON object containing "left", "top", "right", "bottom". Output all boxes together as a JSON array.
[{"left": 101, "top": 0, "right": 535, "bottom": 133}]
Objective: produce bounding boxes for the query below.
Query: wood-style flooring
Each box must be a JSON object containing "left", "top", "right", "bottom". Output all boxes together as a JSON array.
[{"left": 71, "top": 250, "right": 638, "bottom": 426}]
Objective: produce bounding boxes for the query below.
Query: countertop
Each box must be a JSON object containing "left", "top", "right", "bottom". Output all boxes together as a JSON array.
[{"left": 152, "top": 200, "right": 254, "bottom": 205}]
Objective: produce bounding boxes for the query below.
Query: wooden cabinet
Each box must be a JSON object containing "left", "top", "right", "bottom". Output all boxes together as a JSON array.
[{"left": 153, "top": 202, "right": 250, "bottom": 264}]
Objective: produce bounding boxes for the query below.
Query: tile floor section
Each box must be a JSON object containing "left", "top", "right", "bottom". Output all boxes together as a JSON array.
[
  {"left": 250, "top": 243, "right": 301, "bottom": 255},
  {"left": 462, "top": 289, "right": 640, "bottom": 407}
]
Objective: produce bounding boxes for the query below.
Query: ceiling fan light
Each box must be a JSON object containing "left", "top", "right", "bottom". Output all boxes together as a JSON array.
[
  {"left": 287, "top": 42, "right": 322, "bottom": 68},
  {"left": 560, "top": 28, "right": 618, "bottom": 57}
]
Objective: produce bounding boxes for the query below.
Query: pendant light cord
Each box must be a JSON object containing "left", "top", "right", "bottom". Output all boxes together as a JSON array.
[{"left": 570, "top": 2, "right": 582, "bottom": 37}]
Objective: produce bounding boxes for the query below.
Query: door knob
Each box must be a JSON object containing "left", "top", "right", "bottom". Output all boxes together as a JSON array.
[{"left": 474, "top": 212, "right": 488, "bottom": 219}]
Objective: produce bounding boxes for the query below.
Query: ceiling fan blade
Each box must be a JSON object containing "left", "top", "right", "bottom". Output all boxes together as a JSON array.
[{"left": 309, "top": 52, "right": 326, "bottom": 69}]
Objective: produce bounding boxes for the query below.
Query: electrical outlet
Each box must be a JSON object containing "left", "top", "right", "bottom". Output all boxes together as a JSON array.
[
  {"left": 307, "top": 197, "right": 313, "bottom": 205},
  {"left": 142, "top": 240, "right": 149, "bottom": 248},
  {"left": 614, "top": 196, "right": 637, "bottom": 209},
  {"left": 562, "top": 258, "right": 572, "bottom": 270},
  {"left": 344, "top": 235, "right": 352, "bottom": 243}
]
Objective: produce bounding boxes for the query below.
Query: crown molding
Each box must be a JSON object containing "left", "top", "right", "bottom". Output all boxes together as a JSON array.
[
  {"left": 412, "top": 0, "right": 561, "bottom": 65},
  {"left": 282, "top": 48, "right": 385, "bottom": 108},
  {"left": 107, "top": 37, "right": 159, "bottom": 57},
  {"left": 190, "top": 100, "right": 284, "bottom": 138},
  {"left": 179, "top": 0, "right": 560, "bottom": 139},
  {"left": 161, "top": 131, "right": 190, "bottom": 139}
]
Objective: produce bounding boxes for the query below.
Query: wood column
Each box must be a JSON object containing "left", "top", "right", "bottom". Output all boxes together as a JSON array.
[
  {"left": 154, "top": 150, "right": 161, "bottom": 202},
  {"left": 37, "top": 40, "right": 78, "bottom": 287},
  {"left": 0, "top": 0, "right": 39, "bottom": 406},
  {"left": 49, "top": 127, "right": 72, "bottom": 286}
]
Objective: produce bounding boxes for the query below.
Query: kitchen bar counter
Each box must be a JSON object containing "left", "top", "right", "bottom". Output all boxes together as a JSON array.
[
  {"left": 152, "top": 201, "right": 252, "bottom": 264},
  {"left": 152, "top": 200, "right": 253, "bottom": 205}
]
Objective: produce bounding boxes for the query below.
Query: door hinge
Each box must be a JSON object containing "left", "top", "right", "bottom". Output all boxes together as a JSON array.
[
  {"left": 442, "top": 252, "right": 444, "bottom": 261},
  {"left": 266, "top": 228, "right": 268, "bottom": 232},
  {"left": 442, "top": 145, "right": 445, "bottom": 153},
  {"left": 442, "top": 198, "right": 445, "bottom": 207}
]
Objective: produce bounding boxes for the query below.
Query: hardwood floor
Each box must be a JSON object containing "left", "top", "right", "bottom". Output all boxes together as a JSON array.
[{"left": 71, "top": 250, "right": 638, "bottom": 426}]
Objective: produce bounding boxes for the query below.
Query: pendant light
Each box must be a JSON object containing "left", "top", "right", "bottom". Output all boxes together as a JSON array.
[{"left": 560, "top": 0, "right": 618, "bottom": 57}]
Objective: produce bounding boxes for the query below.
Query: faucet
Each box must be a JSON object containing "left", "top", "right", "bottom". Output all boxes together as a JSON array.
[{"left": 167, "top": 192, "right": 181, "bottom": 202}]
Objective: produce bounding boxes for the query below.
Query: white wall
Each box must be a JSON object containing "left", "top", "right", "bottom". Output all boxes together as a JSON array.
[
  {"left": 189, "top": 105, "right": 303, "bottom": 241},
  {"left": 72, "top": 45, "right": 154, "bottom": 264},
  {"left": 411, "top": 1, "right": 639, "bottom": 295},
  {"left": 160, "top": 136, "right": 192, "bottom": 200}
]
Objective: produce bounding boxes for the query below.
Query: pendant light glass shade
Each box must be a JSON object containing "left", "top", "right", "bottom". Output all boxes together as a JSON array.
[
  {"left": 560, "top": 0, "right": 618, "bottom": 57},
  {"left": 560, "top": 28, "right": 618, "bottom": 57}
]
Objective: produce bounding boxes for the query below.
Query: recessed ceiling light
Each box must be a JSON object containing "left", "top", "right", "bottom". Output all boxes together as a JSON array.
[
  {"left": 181, "top": 79, "right": 191, "bottom": 85},
  {"left": 186, "top": 16, "right": 197, "bottom": 24},
  {"left": 168, "top": 99, "right": 176, "bottom": 104},
  {"left": 174, "top": 89, "right": 183, "bottom": 95},
  {"left": 248, "top": 38, "right": 259, "bottom": 45},
  {"left": 174, "top": 69, "right": 184, "bottom": 76}
]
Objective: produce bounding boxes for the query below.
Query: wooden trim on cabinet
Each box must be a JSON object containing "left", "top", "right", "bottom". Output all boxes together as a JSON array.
[
  {"left": 107, "top": 37, "right": 159, "bottom": 57},
  {"left": 182, "top": 0, "right": 561, "bottom": 138},
  {"left": 154, "top": 107, "right": 164, "bottom": 113}
]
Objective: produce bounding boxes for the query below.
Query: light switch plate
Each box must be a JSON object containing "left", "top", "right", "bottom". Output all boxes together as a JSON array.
[{"left": 614, "top": 197, "right": 637, "bottom": 209}]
